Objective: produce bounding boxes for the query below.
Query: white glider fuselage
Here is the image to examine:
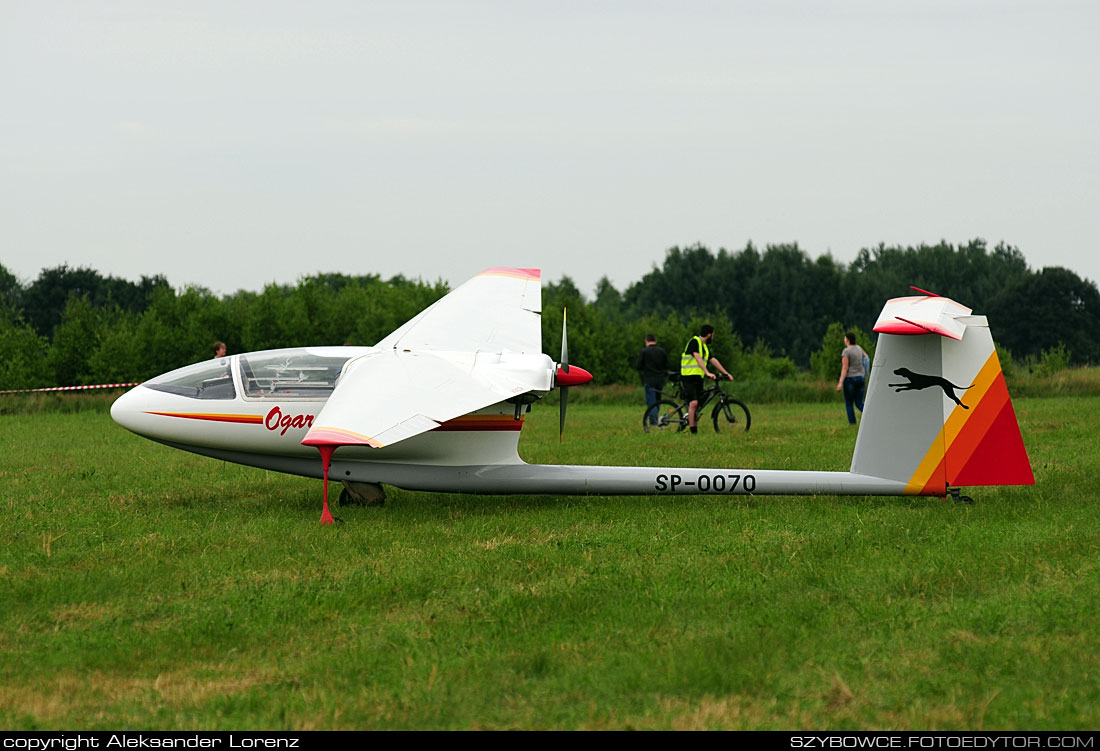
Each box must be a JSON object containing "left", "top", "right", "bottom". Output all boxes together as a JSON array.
[
  {"left": 111, "top": 357, "right": 910, "bottom": 498},
  {"left": 111, "top": 270, "right": 1034, "bottom": 509}
]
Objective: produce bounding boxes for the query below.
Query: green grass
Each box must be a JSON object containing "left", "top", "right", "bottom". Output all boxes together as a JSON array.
[{"left": 1, "top": 397, "right": 1098, "bottom": 730}]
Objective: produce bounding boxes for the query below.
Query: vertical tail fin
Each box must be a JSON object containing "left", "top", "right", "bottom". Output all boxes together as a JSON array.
[{"left": 851, "top": 299, "right": 1034, "bottom": 495}]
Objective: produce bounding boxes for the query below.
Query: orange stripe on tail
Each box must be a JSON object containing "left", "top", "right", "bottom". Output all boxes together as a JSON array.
[{"left": 906, "top": 351, "right": 1033, "bottom": 493}]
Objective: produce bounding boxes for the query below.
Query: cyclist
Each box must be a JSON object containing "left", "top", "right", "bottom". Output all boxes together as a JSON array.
[{"left": 680, "top": 324, "right": 733, "bottom": 434}]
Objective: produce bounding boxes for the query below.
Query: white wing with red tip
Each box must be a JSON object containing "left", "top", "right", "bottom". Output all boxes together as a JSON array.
[
  {"left": 302, "top": 349, "right": 553, "bottom": 449},
  {"left": 302, "top": 268, "right": 553, "bottom": 451}
]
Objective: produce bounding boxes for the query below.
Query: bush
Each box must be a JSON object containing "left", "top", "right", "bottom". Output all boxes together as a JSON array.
[
  {"left": 45, "top": 296, "right": 101, "bottom": 386},
  {"left": 808, "top": 323, "right": 875, "bottom": 381},
  {"left": 1032, "top": 342, "right": 1072, "bottom": 378},
  {"left": 740, "top": 340, "right": 799, "bottom": 381},
  {"left": 995, "top": 343, "right": 1016, "bottom": 378},
  {"left": 0, "top": 306, "right": 49, "bottom": 390}
]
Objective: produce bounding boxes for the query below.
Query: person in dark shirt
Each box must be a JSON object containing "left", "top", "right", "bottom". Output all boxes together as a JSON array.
[{"left": 636, "top": 334, "right": 669, "bottom": 425}]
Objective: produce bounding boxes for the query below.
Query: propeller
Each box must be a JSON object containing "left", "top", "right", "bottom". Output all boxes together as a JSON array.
[
  {"left": 559, "top": 308, "right": 569, "bottom": 441},
  {"left": 555, "top": 308, "right": 593, "bottom": 442}
]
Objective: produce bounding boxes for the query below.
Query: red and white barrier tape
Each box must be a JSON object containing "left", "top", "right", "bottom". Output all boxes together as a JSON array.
[{"left": 0, "top": 382, "right": 141, "bottom": 395}]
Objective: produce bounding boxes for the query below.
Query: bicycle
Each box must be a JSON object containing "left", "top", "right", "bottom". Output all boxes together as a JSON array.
[{"left": 642, "top": 374, "right": 751, "bottom": 434}]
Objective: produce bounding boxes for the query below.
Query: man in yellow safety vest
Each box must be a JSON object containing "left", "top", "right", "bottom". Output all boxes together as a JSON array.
[{"left": 680, "top": 324, "right": 733, "bottom": 434}]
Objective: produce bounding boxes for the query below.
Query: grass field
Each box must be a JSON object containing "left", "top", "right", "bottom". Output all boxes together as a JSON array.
[{"left": 1, "top": 395, "right": 1098, "bottom": 730}]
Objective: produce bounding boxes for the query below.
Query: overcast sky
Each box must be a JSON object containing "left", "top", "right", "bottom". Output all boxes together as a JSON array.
[{"left": 2, "top": 0, "right": 1098, "bottom": 298}]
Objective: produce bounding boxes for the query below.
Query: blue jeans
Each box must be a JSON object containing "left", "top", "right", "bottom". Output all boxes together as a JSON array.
[
  {"left": 843, "top": 376, "right": 865, "bottom": 424},
  {"left": 644, "top": 382, "right": 664, "bottom": 424}
]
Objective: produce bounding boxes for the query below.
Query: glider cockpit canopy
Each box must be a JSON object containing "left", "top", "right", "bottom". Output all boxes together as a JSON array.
[{"left": 142, "top": 347, "right": 360, "bottom": 401}]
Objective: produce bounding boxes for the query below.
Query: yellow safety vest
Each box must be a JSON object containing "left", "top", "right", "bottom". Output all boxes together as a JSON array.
[{"left": 680, "top": 336, "right": 709, "bottom": 377}]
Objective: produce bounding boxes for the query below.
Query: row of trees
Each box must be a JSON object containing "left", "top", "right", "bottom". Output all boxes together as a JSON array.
[
  {"left": 616, "top": 239, "right": 1100, "bottom": 367},
  {"left": 0, "top": 268, "right": 448, "bottom": 389},
  {"left": 2, "top": 239, "right": 1098, "bottom": 391}
]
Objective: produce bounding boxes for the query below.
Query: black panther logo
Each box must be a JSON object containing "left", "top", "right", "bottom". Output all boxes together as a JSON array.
[{"left": 889, "top": 367, "right": 973, "bottom": 410}]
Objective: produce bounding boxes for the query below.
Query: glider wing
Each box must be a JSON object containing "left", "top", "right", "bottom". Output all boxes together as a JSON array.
[
  {"left": 301, "top": 349, "right": 540, "bottom": 449},
  {"left": 375, "top": 267, "right": 543, "bottom": 354}
]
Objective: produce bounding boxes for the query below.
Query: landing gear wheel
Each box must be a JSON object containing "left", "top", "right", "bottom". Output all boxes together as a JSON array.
[
  {"left": 339, "top": 481, "right": 386, "bottom": 507},
  {"left": 947, "top": 487, "right": 975, "bottom": 505}
]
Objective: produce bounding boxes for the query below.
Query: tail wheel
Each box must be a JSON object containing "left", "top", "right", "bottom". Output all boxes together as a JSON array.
[
  {"left": 712, "top": 398, "right": 751, "bottom": 433},
  {"left": 643, "top": 400, "right": 686, "bottom": 433}
]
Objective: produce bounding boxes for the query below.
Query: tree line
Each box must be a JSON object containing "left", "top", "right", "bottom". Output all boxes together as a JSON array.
[{"left": 2, "top": 238, "right": 1097, "bottom": 390}]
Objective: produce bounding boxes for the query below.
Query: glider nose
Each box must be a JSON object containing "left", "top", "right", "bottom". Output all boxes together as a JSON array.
[
  {"left": 110, "top": 385, "right": 147, "bottom": 434},
  {"left": 555, "top": 365, "right": 592, "bottom": 387}
]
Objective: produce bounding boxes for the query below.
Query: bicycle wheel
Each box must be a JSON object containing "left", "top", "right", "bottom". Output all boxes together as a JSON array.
[
  {"left": 643, "top": 400, "right": 686, "bottom": 433},
  {"left": 712, "top": 397, "right": 751, "bottom": 433}
]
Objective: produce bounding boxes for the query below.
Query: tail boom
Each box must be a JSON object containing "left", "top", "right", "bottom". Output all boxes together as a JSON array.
[
  {"left": 346, "top": 464, "right": 917, "bottom": 496},
  {"left": 144, "top": 440, "right": 917, "bottom": 496}
]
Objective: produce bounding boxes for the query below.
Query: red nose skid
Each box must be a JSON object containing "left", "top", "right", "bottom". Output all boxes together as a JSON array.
[{"left": 555, "top": 365, "right": 593, "bottom": 388}]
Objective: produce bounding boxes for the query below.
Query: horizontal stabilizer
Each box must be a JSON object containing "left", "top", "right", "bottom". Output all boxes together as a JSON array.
[{"left": 874, "top": 295, "right": 972, "bottom": 340}]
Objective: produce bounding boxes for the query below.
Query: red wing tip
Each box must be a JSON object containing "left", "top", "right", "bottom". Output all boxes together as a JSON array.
[
  {"left": 479, "top": 267, "right": 541, "bottom": 281},
  {"left": 301, "top": 428, "right": 384, "bottom": 449},
  {"left": 874, "top": 318, "right": 964, "bottom": 340}
]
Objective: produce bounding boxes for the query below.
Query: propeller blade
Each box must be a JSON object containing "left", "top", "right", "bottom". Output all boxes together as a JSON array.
[
  {"left": 559, "top": 386, "right": 568, "bottom": 442},
  {"left": 559, "top": 307, "right": 569, "bottom": 441},
  {"left": 560, "top": 308, "right": 569, "bottom": 374}
]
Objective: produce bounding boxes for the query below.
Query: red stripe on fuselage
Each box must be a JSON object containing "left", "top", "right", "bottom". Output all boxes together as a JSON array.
[
  {"left": 147, "top": 411, "right": 522, "bottom": 432},
  {"left": 146, "top": 412, "right": 263, "bottom": 424}
]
